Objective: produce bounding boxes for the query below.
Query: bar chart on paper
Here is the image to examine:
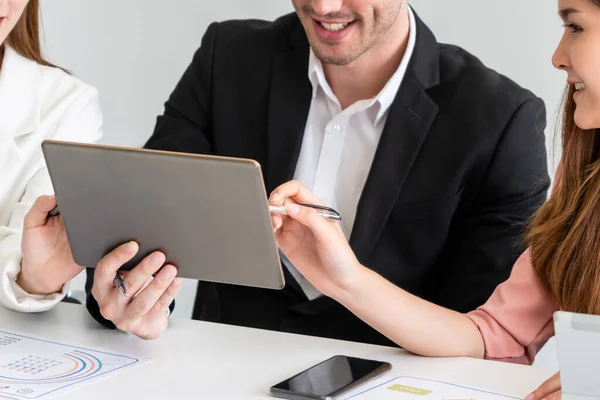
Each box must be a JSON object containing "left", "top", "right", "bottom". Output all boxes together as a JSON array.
[
  {"left": 350, "top": 376, "right": 519, "bottom": 400},
  {"left": 0, "top": 330, "right": 148, "bottom": 399}
]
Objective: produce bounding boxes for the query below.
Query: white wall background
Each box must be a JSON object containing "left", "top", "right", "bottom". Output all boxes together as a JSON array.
[
  {"left": 39, "top": 0, "right": 563, "bottom": 370},
  {"left": 40, "top": 0, "right": 294, "bottom": 320}
]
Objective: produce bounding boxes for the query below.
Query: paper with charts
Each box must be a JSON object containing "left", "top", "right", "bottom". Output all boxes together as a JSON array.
[
  {"left": 0, "top": 330, "right": 148, "bottom": 399},
  {"left": 351, "top": 376, "right": 518, "bottom": 400}
]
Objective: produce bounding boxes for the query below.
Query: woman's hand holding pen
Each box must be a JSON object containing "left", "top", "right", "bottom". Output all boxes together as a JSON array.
[
  {"left": 91, "top": 242, "right": 182, "bottom": 339},
  {"left": 269, "top": 180, "right": 365, "bottom": 300}
]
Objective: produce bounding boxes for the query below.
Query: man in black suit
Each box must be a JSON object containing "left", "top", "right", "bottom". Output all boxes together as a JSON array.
[{"left": 85, "top": 0, "right": 549, "bottom": 345}]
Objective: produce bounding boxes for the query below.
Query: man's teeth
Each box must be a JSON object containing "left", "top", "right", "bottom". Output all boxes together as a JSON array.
[
  {"left": 575, "top": 82, "right": 586, "bottom": 91},
  {"left": 320, "top": 22, "right": 349, "bottom": 32}
]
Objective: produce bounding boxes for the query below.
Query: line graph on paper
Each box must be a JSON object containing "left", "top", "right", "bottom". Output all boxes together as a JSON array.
[
  {"left": 0, "top": 352, "right": 101, "bottom": 384},
  {"left": 0, "top": 331, "right": 146, "bottom": 399}
]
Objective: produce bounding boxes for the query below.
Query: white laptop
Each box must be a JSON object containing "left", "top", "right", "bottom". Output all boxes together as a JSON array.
[{"left": 554, "top": 311, "right": 600, "bottom": 400}]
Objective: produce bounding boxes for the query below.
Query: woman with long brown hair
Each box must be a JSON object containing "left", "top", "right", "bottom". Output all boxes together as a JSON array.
[
  {"left": 268, "top": 0, "right": 600, "bottom": 398},
  {"left": 0, "top": 0, "right": 102, "bottom": 311}
]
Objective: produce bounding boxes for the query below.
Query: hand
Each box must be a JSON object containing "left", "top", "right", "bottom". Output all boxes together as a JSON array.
[
  {"left": 91, "top": 242, "right": 182, "bottom": 340},
  {"left": 525, "top": 372, "right": 561, "bottom": 400},
  {"left": 269, "top": 180, "right": 363, "bottom": 299},
  {"left": 18, "top": 195, "right": 83, "bottom": 295}
]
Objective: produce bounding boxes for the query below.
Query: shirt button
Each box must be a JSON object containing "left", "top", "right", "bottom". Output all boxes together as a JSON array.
[{"left": 333, "top": 125, "right": 340, "bottom": 132}]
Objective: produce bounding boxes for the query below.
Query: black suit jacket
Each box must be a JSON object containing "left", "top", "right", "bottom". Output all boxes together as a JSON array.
[{"left": 86, "top": 11, "right": 550, "bottom": 346}]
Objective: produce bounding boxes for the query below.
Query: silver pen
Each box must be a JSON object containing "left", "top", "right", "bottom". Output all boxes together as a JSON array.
[
  {"left": 269, "top": 204, "right": 342, "bottom": 221},
  {"left": 113, "top": 274, "right": 128, "bottom": 298}
]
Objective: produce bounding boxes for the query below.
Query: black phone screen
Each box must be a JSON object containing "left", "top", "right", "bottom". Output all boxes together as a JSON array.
[{"left": 271, "top": 355, "right": 390, "bottom": 399}]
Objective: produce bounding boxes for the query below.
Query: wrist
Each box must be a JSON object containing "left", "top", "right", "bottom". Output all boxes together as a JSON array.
[
  {"left": 17, "top": 261, "right": 64, "bottom": 295},
  {"left": 331, "top": 261, "right": 370, "bottom": 304}
]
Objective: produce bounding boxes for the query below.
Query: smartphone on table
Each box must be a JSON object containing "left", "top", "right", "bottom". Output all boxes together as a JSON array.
[{"left": 270, "top": 355, "right": 391, "bottom": 400}]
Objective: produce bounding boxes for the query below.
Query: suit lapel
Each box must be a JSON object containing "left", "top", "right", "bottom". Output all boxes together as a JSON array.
[
  {"left": 0, "top": 45, "right": 41, "bottom": 139},
  {"left": 0, "top": 45, "right": 41, "bottom": 179},
  {"left": 292, "top": 74, "right": 439, "bottom": 314},
  {"left": 265, "top": 27, "right": 312, "bottom": 195},
  {"left": 349, "top": 12, "right": 442, "bottom": 265},
  {"left": 349, "top": 71, "right": 439, "bottom": 263}
]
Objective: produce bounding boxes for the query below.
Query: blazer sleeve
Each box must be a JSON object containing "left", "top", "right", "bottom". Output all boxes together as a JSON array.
[
  {"left": 85, "top": 23, "right": 219, "bottom": 328},
  {"left": 466, "top": 249, "right": 559, "bottom": 364},
  {"left": 0, "top": 86, "right": 103, "bottom": 312},
  {"left": 427, "top": 96, "right": 551, "bottom": 313},
  {"left": 144, "top": 22, "right": 218, "bottom": 154}
]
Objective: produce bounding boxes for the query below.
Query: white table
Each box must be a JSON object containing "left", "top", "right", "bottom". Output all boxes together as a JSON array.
[{"left": 0, "top": 303, "right": 555, "bottom": 399}]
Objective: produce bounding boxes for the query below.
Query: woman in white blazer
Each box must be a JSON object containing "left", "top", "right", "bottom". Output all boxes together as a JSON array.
[{"left": 0, "top": 0, "right": 102, "bottom": 312}]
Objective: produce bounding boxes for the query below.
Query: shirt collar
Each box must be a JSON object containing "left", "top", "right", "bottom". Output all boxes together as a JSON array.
[{"left": 307, "top": 6, "right": 417, "bottom": 126}]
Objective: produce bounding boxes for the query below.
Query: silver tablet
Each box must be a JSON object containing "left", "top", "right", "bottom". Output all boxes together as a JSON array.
[
  {"left": 554, "top": 311, "right": 600, "bottom": 400},
  {"left": 41, "top": 140, "right": 284, "bottom": 290}
]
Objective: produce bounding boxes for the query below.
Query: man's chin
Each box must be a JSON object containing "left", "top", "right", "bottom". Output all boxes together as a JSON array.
[{"left": 311, "top": 46, "right": 359, "bottom": 66}]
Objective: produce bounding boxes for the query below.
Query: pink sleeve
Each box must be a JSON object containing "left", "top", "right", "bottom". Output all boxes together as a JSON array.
[{"left": 466, "top": 249, "right": 559, "bottom": 365}]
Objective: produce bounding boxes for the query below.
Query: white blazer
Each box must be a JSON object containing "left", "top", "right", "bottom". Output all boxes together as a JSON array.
[{"left": 0, "top": 45, "right": 103, "bottom": 312}]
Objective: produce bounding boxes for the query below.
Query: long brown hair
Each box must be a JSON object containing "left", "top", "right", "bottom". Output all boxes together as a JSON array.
[
  {"left": 3, "top": 0, "right": 57, "bottom": 68},
  {"left": 529, "top": 0, "right": 600, "bottom": 314}
]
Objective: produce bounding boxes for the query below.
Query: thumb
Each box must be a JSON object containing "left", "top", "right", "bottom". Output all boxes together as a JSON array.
[
  {"left": 285, "top": 202, "right": 336, "bottom": 243},
  {"left": 525, "top": 372, "right": 561, "bottom": 400},
  {"left": 23, "top": 195, "right": 57, "bottom": 229}
]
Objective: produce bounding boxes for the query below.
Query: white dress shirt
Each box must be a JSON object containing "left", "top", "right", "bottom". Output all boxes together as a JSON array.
[
  {"left": 284, "top": 7, "right": 417, "bottom": 300},
  {"left": 0, "top": 45, "right": 103, "bottom": 312}
]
